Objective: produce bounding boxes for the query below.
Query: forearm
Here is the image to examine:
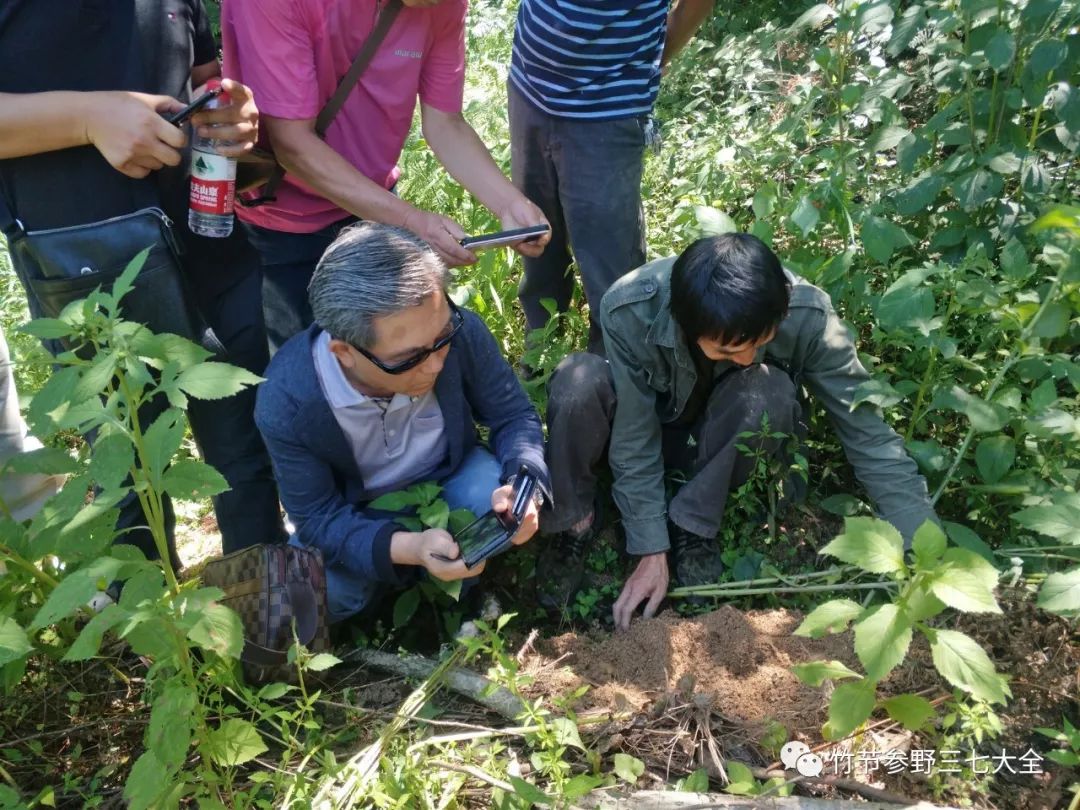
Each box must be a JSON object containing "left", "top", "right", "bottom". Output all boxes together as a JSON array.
[
  {"left": 0, "top": 92, "right": 95, "bottom": 159},
  {"left": 268, "top": 118, "right": 417, "bottom": 225},
  {"left": 421, "top": 107, "right": 519, "bottom": 216},
  {"left": 661, "top": 0, "right": 716, "bottom": 66}
]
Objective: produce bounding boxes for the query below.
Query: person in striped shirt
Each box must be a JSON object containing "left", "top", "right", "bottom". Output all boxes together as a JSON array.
[{"left": 509, "top": 0, "right": 715, "bottom": 354}]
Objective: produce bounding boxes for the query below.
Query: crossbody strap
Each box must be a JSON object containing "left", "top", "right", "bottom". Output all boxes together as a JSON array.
[
  {"left": 241, "top": 0, "right": 405, "bottom": 207},
  {"left": 0, "top": 192, "right": 22, "bottom": 240}
]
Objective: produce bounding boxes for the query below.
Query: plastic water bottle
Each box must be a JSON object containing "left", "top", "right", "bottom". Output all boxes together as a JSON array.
[{"left": 188, "top": 78, "right": 237, "bottom": 238}]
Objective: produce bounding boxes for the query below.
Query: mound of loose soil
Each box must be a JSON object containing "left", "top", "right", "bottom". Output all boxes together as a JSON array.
[{"left": 529, "top": 605, "right": 854, "bottom": 736}]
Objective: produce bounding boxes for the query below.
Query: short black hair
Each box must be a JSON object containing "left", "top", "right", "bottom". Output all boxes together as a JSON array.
[{"left": 670, "top": 233, "right": 791, "bottom": 345}]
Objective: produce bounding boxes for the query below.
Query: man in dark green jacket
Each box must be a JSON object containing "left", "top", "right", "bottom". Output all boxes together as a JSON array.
[{"left": 537, "top": 233, "right": 938, "bottom": 630}]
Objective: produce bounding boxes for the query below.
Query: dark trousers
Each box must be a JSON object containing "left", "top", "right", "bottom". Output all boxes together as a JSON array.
[
  {"left": 12, "top": 236, "right": 286, "bottom": 563},
  {"left": 242, "top": 217, "right": 358, "bottom": 355},
  {"left": 543, "top": 352, "right": 800, "bottom": 540},
  {"left": 508, "top": 83, "right": 647, "bottom": 355}
]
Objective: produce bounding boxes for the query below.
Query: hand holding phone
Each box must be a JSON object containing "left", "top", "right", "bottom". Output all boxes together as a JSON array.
[
  {"left": 459, "top": 224, "right": 550, "bottom": 251},
  {"left": 166, "top": 87, "right": 222, "bottom": 126},
  {"left": 438, "top": 467, "right": 541, "bottom": 568}
]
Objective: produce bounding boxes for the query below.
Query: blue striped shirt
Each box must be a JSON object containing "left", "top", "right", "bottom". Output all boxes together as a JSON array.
[{"left": 510, "top": 0, "right": 669, "bottom": 121}]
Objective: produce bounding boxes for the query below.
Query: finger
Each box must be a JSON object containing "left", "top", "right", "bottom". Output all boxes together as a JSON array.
[
  {"left": 464, "top": 559, "right": 487, "bottom": 577},
  {"left": 220, "top": 77, "right": 254, "bottom": 103},
  {"left": 433, "top": 233, "right": 477, "bottom": 266},
  {"left": 210, "top": 140, "right": 256, "bottom": 158},
  {"left": 130, "top": 155, "right": 165, "bottom": 173},
  {"left": 118, "top": 162, "right": 152, "bottom": 179},
  {"left": 152, "top": 94, "right": 186, "bottom": 116},
  {"left": 439, "top": 217, "right": 467, "bottom": 240},
  {"left": 194, "top": 121, "right": 256, "bottom": 143},
  {"left": 433, "top": 558, "right": 470, "bottom": 581},
  {"left": 147, "top": 139, "right": 183, "bottom": 168},
  {"left": 152, "top": 116, "right": 188, "bottom": 150},
  {"left": 514, "top": 240, "right": 546, "bottom": 258},
  {"left": 491, "top": 486, "right": 513, "bottom": 513},
  {"left": 613, "top": 586, "right": 634, "bottom": 631},
  {"left": 643, "top": 585, "right": 665, "bottom": 620}
]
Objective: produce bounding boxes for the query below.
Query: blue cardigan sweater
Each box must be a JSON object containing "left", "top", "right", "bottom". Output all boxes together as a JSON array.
[{"left": 255, "top": 312, "right": 549, "bottom": 585}]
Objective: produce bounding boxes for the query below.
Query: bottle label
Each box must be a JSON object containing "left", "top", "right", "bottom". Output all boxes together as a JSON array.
[{"left": 189, "top": 149, "right": 237, "bottom": 216}]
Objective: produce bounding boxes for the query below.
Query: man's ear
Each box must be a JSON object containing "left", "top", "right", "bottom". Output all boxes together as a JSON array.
[{"left": 327, "top": 338, "right": 356, "bottom": 370}]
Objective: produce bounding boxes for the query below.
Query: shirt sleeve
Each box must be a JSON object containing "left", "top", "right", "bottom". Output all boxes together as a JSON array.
[
  {"left": 799, "top": 307, "right": 940, "bottom": 544},
  {"left": 222, "top": 0, "right": 321, "bottom": 119},
  {"left": 418, "top": 0, "right": 467, "bottom": 113},
  {"left": 602, "top": 307, "right": 671, "bottom": 556},
  {"left": 192, "top": 1, "right": 217, "bottom": 68}
]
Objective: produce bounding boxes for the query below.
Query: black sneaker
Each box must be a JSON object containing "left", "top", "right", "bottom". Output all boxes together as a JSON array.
[
  {"left": 669, "top": 521, "right": 724, "bottom": 589},
  {"left": 535, "top": 524, "right": 596, "bottom": 612}
]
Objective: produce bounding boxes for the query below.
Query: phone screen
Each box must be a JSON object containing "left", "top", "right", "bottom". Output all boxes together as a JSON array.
[{"left": 453, "top": 510, "right": 517, "bottom": 568}]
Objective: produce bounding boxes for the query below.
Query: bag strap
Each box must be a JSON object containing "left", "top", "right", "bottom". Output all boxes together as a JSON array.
[
  {"left": 0, "top": 192, "right": 23, "bottom": 240},
  {"left": 240, "top": 0, "right": 404, "bottom": 207}
]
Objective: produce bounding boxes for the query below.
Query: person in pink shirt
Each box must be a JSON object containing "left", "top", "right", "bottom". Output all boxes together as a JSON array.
[{"left": 222, "top": 0, "right": 550, "bottom": 351}]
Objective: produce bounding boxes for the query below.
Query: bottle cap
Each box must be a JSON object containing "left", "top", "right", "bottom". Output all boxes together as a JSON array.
[{"left": 205, "top": 77, "right": 230, "bottom": 103}]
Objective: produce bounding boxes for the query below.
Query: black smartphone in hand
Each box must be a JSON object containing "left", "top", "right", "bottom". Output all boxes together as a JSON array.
[
  {"left": 166, "top": 87, "right": 222, "bottom": 126},
  {"left": 459, "top": 224, "right": 549, "bottom": 251},
  {"left": 433, "top": 467, "right": 539, "bottom": 568}
]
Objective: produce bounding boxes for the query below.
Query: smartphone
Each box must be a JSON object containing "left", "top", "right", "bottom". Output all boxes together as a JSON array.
[
  {"left": 459, "top": 224, "right": 549, "bottom": 251},
  {"left": 432, "top": 467, "right": 539, "bottom": 568},
  {"left": 166, "top": 87, "right": 223, "bottom": 126}
]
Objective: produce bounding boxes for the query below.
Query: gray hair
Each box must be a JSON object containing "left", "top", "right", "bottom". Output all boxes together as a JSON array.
[{"left": 309, "top": 222, "right": 449, "bottom": 349}]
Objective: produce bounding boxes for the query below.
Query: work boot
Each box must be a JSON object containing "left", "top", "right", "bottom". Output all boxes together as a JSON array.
[
  {"left": 669, "top": 521, "right": 725, "bottom": 589},
  {"left": 535, "top": 523, "right": 596, "bottom": 612}
]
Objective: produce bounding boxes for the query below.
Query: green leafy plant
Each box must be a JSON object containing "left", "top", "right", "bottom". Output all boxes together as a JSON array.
[{"left": 793, "top": 517, "right": 1009, "bottom": 740}]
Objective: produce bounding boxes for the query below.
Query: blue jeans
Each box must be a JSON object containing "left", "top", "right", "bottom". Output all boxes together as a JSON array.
[{"left": 292, "top": 446, "right": 502, "bottom": 622}]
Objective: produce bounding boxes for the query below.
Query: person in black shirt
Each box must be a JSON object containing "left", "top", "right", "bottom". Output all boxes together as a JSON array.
[{"left": 0, "top": 1, "right": 286, "bottom": 562}]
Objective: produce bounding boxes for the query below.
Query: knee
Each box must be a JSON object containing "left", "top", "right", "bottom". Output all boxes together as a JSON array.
[
  {"left": 548, "top": 352, "right": 614, "bottom": 414},
  {"left": 728, "top": 365, "right": 798, "bottom": 430}
]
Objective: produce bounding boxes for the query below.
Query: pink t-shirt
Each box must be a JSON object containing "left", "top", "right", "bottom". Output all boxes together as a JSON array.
[{"left": 222, "top": 0, "right": 467, "bottom": 233}]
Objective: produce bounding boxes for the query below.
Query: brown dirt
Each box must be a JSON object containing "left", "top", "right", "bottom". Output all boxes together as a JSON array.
[{"left": 529, "top": 605, "right": 855, "bottom": 737}]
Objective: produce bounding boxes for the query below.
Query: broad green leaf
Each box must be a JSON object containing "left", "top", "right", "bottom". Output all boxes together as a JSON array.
[
  {"left": 1000, "top": 237, "right": 1032, "bottom": 279},
  {"left": 752, "top": 184, "right": 777, "bottom": 219},
  {"left": 951, "top": 169, "right": 1003, "bottom": 211},
  {"left": 147, "top": 680, "right": 195, "bottom": 770},
  {"left": 791, "top": 195, "right": 820, "bottom": 237},
  {"left": 882, "top": 694, "right": 936, "bottom": 730},
  {"left": 862, "top": 215, "right": 915, "bottom": 264},
  {"left": 162, "top": 458, "right": 230, "bottom": 501},
  {"left": 563, "top": 773, "right": 605, "bottom": 800},
  {"left": 258, "top": 682, "right": 293, "bottom": 701},
  {"left": 944, "top": 522, "right": 996, "bottom": 562},
  {"left": 88, "top": 431, "right": 134, "bottom": 491},
  {"left": 0, "top": 617, "right": 32, "bottom": 667},
  {"left": 418, "top": 498, "right": 450, "bottom": 530},
  {"left": 987, "top": 151, "right": 1024, "bottom": 174},
  {"left": 930, "top": 567, "right": 1001, "bottom": 614},
  {"left": 613, "top": 753, "right": 645, "bottom": 784},
  {"left": 551, "top": 716, "right": 585, "bottom": 750},
  {"left": 787, "top": 4, "right": 837, "bottom": 32},
  {"left": 851, "top": 377, "right": 903, "bottom": 410},
  {"left": 821, "top": 517, "right": 905, "bottom": 574},
  {"left": 30, "top": 557, "right": 126, "bottom": 631},
  {"left": 724, "top": 761, "right": 757, "bottom": 795},
  {"left": 1037, "top": 568, "right": 1080, "bottom": 615},
  {"left": 818, "top": 494, "right": 866, "bottom": 516},
  {"left": 941, "top": 548, "right": 1001, "bottom": 592},
  {"left": 186, "top": 603, "right": 244, "bottom": 659},
  {"left": 826, "top": 679, "right": 876, "bottom": 739},
  {"left": 975, "top": 436, "right": 1015, "bottom": 484},
  {"left": 1028, "top": 39, "right": 1067, "bottom": 76},
  {"left": 1010, "top": 504, "right": 1080, "bottom": 541},
  {"left": 928, "top": 628, "right": 1010, "bottom": 704},
  {"left": 855, "top": 0, "right": 893, "bottom": 34},
  {"left": 176, "top": 362, "right": 263, "bottom": 400},
  {"left": 887, "top": 4, "right": 926, "bottom": 57},
  {"left": 791, "top": 660, "right": 861, "bottom": 687},
  {"left": 63, "top": 603, "right": 125, "bottom": 662},
  {"left": 897, "top": 132, "right": 932, "bottom": 174},
  {"left": 878, "top": 271, "right": 936, "bottom": 335},
  {"left": 933, "top": 385, "right": 1009, "bottom": 432},
  {"left": 368, "top": 490, "right": 422, "bottom": 511},
  {"left": 683, "top": 768, "right": 710, "bottom": 792},
  {"left": 21, "top": 317, "right": 75, "bottom": 340},
  {"left": 893, "top": 173, "right": 945, "bottom": 216},
  {"left": 27, "top": 367, "right": 79, "bottom": 434},
  {"left": 1031, "top": 302, "right": 1071, "bottom": 339},
  {"left": 984, "top": 29, "right": 1015, "bottom": 72},
  {"left": 695, "top": 206, "right": 738, "bottom": 236},
  {"left": 906, "top": 584, "right": 947, "bottom": 621},
  {"left": 794, "top": 599, "right": 863, "bottom": 638},
  {"left": 393, "top": 587, "right": 421, "bottom": 628},
  {"left": 204, "top": 719, "right": 268, "bottom": 767},
  {"left": 72, "top": 352, "right": 118, "bottom": 402},
  {"left": 509, "top": 777, "right": 552, "bottom": 805},
  {"left": 306, "top": 653, "right": 342, "bottom": 672},
  {"left": 866, "top": 125, "right": 910, "bottom": 154},
  {"left": 854, "top": 603, "right": 913, "bottom": 681},
  {"left": 1, "top": 446, "right": 78, "bottom": 477},
  {"left": 133, "top": 332, "right": 212, "bottom": 370},
  {"left": 448, "top": 507, "right": 476, "bottom": 534},
  {"left": 123, "top": 750, "right": 169, "bottom": 810},
  {"left": 912, "top": 521, "right": 947, "bottom": 565},
  {"left": 142, "top": 410, "right": 185, "bottom": 483}
]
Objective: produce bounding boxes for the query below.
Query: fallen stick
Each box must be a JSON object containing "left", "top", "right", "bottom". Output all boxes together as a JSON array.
[
  {"left": 344, "top": 648, "right": 525, "bottom": 720},
  {"left": 751, "top": 766, "right": 917, "bottom": 806}
]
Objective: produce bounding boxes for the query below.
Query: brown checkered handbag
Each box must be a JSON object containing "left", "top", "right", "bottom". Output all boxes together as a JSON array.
[{"left": 201, "top": 544, "right": 331, "bottom": 685}]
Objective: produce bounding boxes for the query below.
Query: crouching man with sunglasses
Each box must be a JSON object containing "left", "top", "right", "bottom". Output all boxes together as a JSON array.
[{"left": 255, "top": 222, "right": 549, "bottom": 622}]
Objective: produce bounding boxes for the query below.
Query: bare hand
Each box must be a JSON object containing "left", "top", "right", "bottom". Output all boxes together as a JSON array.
[
  {"left": 191, "top": 78, "right": 259, "bottom": 157},
  {"left": 84, "top": 91, "right": 187, "bottom": 179},
  {"left": 498, "top": 196, "right": 551, "bottom": 258},
  {"left": 613, "top": 553, "right": 669, "bottom": 631},
  {"left": 403, "top": 209, "right": 478, "bottom": 267},
  {"left": 492, "top": 483, "right": 539, "bottom": 547},
  {"left": 416, "top": 527, "right": 485, "bottom": 581}
]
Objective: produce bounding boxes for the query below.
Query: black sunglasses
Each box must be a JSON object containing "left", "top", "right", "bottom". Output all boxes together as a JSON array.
[{"left": 350, "top": 298, "right": 464, "bottom": 375}]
